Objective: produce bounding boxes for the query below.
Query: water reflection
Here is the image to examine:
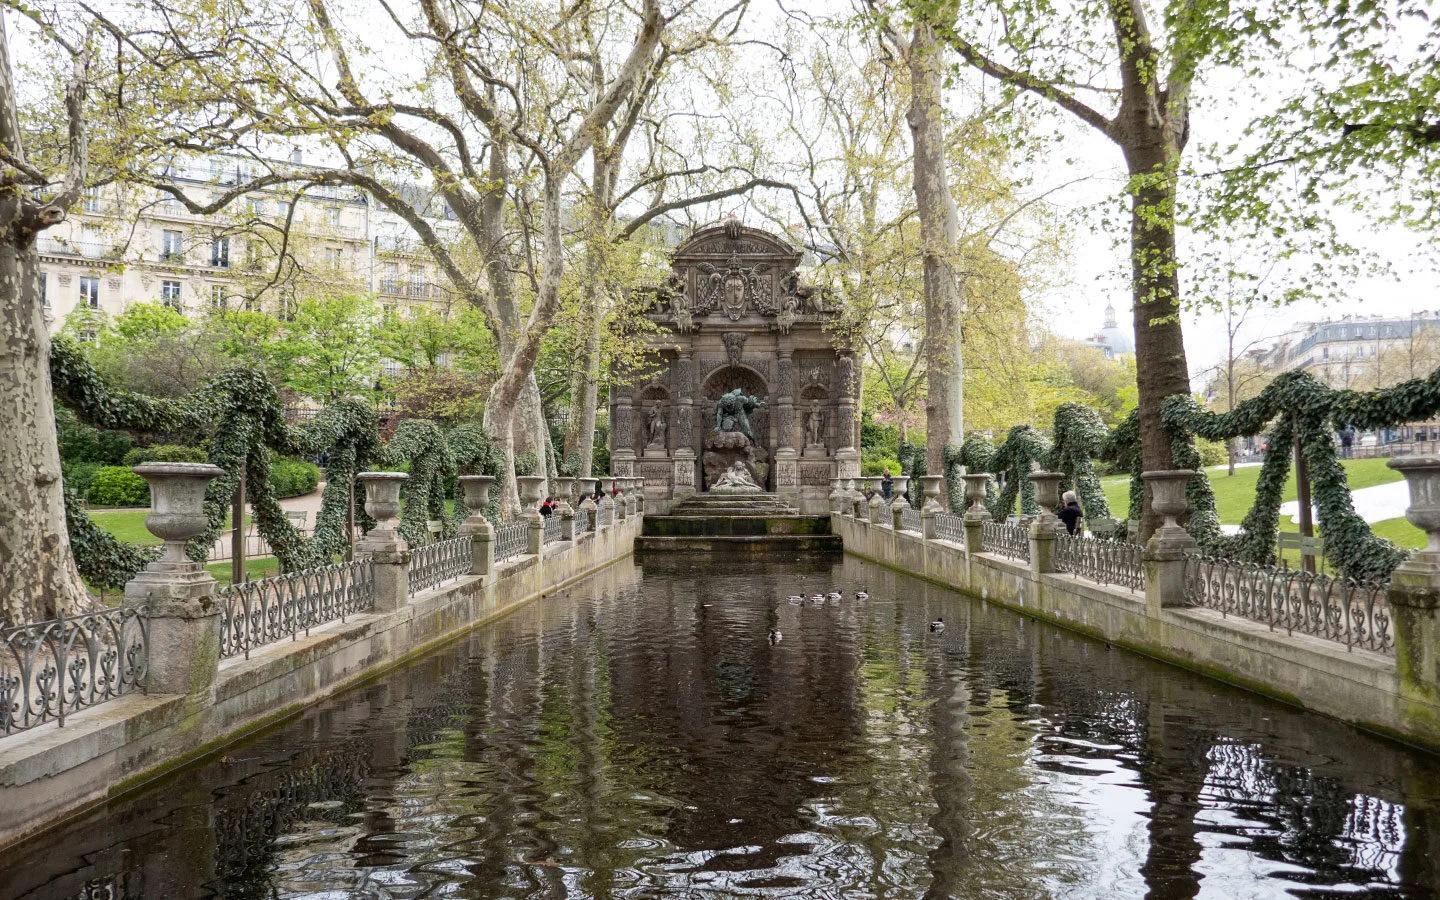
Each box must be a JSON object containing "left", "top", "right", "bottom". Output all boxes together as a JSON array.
[{"left": 5, "top": 552, "right": 1440, "bottom": 899}]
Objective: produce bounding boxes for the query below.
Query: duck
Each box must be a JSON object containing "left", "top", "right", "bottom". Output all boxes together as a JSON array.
[
  {"left": 810, "top": 593, "right": 826, "bottom": 604},
  {"left": 856, "top": 590, "right": 869, "bottom": 600},
  {"left": 769, "top": 628, "right": 783, "bottom": 645},
  {"left": 827, "top": 591, "right": 842, "bottom": 602},
  {"left": 929, "top": 617, "right": 945, "bottom": 633},
  {"left": 787, "top": 595, "right": 804, "bottom": 605}
]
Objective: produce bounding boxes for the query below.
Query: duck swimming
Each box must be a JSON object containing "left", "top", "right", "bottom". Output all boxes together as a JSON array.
[
  {"left": 786, "top": 595, "right": 804, "bottom": 604},
  {"left": 769, "top": 628, "right": 782, "bottom": 644},
  {"left": 929, "top": 617, "right": 945, "bottom": 633},
  {"left": 856, "top": 590, "right": 869, "bottom": 600},
  {"left": 826, "top": 591, "right": 842, "bottom": 602}
]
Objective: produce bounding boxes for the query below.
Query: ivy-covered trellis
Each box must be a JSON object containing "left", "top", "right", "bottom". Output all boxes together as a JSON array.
[{"left": 50, "top": 337, "right": 504, "bottom": 589}]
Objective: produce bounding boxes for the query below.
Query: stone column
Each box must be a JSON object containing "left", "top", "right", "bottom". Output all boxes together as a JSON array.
[
  {"left": 355, "top": 472, "right": 410, "bottom": 612},
  {"left": 868, "top": 476, "right": 886, "bottom": 525},
  {"left": 829, "top": 477, "right": 845, "bottom": 515},
  {"left": 576, "top": 477, "right": 598, "bottom": 534},
  {"left": 774, "top": 349, "right": 799, "bottom": 504},
  {"left": 458, "top": 475, "right": 495, "bottom": 576},
  {"left": 611, "top": 381, "right": 637, "bottom": 480},
  {"left": 1142, "top": 470, "right": 1200, "bottom": 616},
  {"left": 672, "top": 351, "right": 697, "bottom": 505},
  {"left": 1028, "top": 471, "right": 1065, "bottom": 574},
  {"left": 124, "top": 463, "right": 225, "bottom": 698},
  {"left": 518, "top": 475, "right": 546, "bottom": 555},
  {"left": 920, "top": 475, "right": 944, "bottom": 539},
  {"left": 834, "top": 350, "right": 861, "bottom": 490},
  {"left": 851, "top": 476, "right": 868, "bottom": 519},
  {"left": 892, "top": 494, "right": 907, "bottom": 531},
  {"left": 961, "top": 473, "right": 992, "bottom": 553},
  {"left": 1387, "top": 458, "right": 1440, "bottom": 703}
]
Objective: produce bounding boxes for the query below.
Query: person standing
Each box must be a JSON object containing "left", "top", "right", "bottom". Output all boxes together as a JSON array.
[
  {"left": 881, "top": 469, "right": 893, "bottom": 500},
  {"left": 1058, "top": 490, "right": 1083, "bottom": 536}
]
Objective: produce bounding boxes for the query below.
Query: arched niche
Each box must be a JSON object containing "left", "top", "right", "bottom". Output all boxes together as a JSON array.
[
  {"left": 701, "top": 364, "right": 770, "bottom": 447},
  {"left": 635, "top": 383, "right": 672, "bottom": 452}
]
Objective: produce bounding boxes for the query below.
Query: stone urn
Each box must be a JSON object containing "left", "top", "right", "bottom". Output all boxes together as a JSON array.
[
  {"left": 458, "top": 475, "right": 495, "bottom": 513},
  {"left": 1389, "top": 457, "right": 1440, "bottom": 556},
  {"left": 517, "top": 475, "right": 547, "bottom": 516},
  {"left": 962, "top": 473, "right": 992, "bottom": 518},
  {"left": 1141, "top": 469, "right": 1198, "bottom": 547},
  {"left": 357, "top": 471, "right": 408, "bottom": 532},
  {"left": 829, "top": 477, "right": 846, "bottom": 513},
  {"left": 1029, "top": 470, "right": 1066, "bottom": 537},
  {"left": 552, "top": 476, "right": 575, "bottom": 514},
  {"left": 577, "top": 477, "right": 599, "bottom": 501},
  {"left": 920, "top": 475, "right": 945, "bottom": 511},
  {"left": 892, "top": 474, "right": 911, "bottom": 504},
  {"left": 866, "top": 475, "right": 885, "bottom": 498},
  {"left": 134, "top": 462, "right": 225, "bottom": 563}
]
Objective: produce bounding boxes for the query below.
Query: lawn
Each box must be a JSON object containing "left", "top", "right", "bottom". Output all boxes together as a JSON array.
[
  {"left": 88, "top": 508, "right": 253, "bottom": 546},
  {"left": 207, "top": 557, "right": 282, "bottom": 585},
  {"left": 1098, "top": 457, "right": 1425, "bottom": 549}
]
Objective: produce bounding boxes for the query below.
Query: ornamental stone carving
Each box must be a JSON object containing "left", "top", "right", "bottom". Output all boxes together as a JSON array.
[{"left": 723, "top": 332, "right": 747, "bottom": 367}]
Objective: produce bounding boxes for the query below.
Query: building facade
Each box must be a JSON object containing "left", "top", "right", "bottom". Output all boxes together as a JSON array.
[{"left": 37, "top": 154, "right": 462, "bottom": 336}]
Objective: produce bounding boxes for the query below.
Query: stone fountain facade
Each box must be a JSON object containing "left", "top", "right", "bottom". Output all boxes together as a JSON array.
[{"left": 609, "top": 222, "right": 859, "bottom": 514}]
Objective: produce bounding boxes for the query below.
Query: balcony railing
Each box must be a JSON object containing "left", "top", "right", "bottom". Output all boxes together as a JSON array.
[
  {"left": 36, "top": 237, "right": 120, "bottom": 260},
  {"left": 375, "top": 234, "right": 425, "bottom": 255}
]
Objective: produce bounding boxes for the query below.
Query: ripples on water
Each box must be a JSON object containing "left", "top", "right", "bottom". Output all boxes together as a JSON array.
[{"left": 6, "top": 552, "right": 1440, "bottom": 899}]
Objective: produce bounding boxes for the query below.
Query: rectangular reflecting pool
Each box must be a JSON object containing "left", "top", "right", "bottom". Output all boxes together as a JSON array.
[{"left": 5, "top": 551, "right": 1440, "bottom": 898}]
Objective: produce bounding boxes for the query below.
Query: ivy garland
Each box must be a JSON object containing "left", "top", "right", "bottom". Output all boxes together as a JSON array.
[
  {"left": 897, "top": 441, "right": 926, "bottom": 509},
  {"left": 950, "top": 433, "right": 999, "bottom": 512},
  {"left": 385, "top": 419, "right": 456, "bottom": 545},
  {"left": 1048, "top": 403, "right": 1112, "bottom": 521}
]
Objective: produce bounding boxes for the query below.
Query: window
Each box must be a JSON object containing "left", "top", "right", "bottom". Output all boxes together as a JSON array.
[
  {"left": 82, "top": 186, "right": 101, "bottom": 213},
  {"left": 276, "top": 200, "right": 291, "bottom": 219},
  {"left": 161, "top": 279, "right": 182, "bottom": 309},
  {"left": 79, "top": 276, "right": 100, "bottom": 308},
  {"left": 1323, "top": 347, "right": 1329, "bottom": 360},
  {"left": 326, "top": 207, "right": 341, "bottom": 227},
  {"left": 211, "top": 285, "right": 227, "bottom": 309},
  {"left": 162, "top": 230, "right": 184, "bottom": 261},
  {"left": 325, "top": 246, "right": 342, "bottom": 267},
  {"left": 247, "top": 197, "right": 265, "bottom": 216},
  {"left": 40, "top": 272, "right": 47, "bottom": 307},
  {"left": 245, "top": 241, "right": 263, "bottom": 271},
  {"left": 211, "top": 235, "right": 230, "bottom": 268},
  {"left": 79, "top": 330, "right": 98, "bottom": 344}
]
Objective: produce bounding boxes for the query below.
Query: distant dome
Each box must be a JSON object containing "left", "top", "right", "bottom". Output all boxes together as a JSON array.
[{"left": 1094, "top": 303, "right": 1134, "bottom": 356}]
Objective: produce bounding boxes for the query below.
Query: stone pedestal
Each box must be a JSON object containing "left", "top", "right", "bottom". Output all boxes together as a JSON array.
[
  {"left": 1142, "top": 469, "right": 1200, "bottom": 616},
  {"left": 1029, "top": 471, "right": 1065, "bottom": 574},
  {"left": 1387, "top": 458, "right": 1440, "bottom": 702},
  {"left": 458, "top": 476, "right": 496, "bottom": 576},
  {"left": 962, "top": 473, "right": 992, "bottom": 553},
  {"left": 673, "top": 449, "right": 698, "bottom": 504},
  {"left": 775, "top": 448, "right": 799, "bottom": 505},
  {"left": 124, "top": 463, "right": 226, "bottom": 698},
  {"left": 356, "top": 472, "right": 411, "bottom": 612},
  {"left": 518, "top": 475, "right": 546, "bottom": 555}
]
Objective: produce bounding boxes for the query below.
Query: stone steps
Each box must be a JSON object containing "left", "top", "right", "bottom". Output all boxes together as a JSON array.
[{"left": 668, "top": 492, "right": 799, "bottom": 517}]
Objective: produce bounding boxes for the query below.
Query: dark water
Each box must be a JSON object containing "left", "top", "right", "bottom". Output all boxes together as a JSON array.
[{"left": 6, "top": 552, "right": 1440, "bottom": 899}]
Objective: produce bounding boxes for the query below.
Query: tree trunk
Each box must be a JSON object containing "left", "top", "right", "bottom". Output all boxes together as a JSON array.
[
  {"left": 906, "top": 21, "right": 964, "bottom": 504},
  {"left": 1122, "top": 142, "right": 1192, "bottom": 540},
  {"left": 0, "top": 234, "right": 90, "bottom": 624}
]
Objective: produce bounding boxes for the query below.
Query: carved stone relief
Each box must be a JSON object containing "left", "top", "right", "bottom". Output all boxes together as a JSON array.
[{"left": 722, "top": 332, "right": 747, "bottom": 367}]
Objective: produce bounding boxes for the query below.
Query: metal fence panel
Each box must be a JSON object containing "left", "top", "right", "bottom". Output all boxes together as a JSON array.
[
  {"left": 933, "top": 513, "right": 965, "bottom": 546},
  {"left": 218, "top": 558, "right": 375, "bottom": 660},
  {"left": 544, "top": 516, "right": 562, "bottom": 544},
  {"left": 980, "top": 521, "right": 1030, "bottom": 562},
  {"left": 1183, "top": 555, "right": 1393, "bottom": 653},
  {"left": 1, "top": 606, "right": 148, "bottom": 736},
  {"left": 408, "top": 535, "right": 473, "bottom": 594},
  {"left": 1053, "top": 534, "right": 1145, "bottom": 592},
  {"left": 495, "top": 522, "right": 529, "bottom": 562},
  {"left": 900, "top": 506, "right": 922, "bottom": 533}
]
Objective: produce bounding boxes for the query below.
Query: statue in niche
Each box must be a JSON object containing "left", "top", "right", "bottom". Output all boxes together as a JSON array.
[
  {"left": 723, "top": 331, "right": 747, "bottom": 367},
  {"left": 671, "top": 291, "right": 695, "bottom": 334},
  {"left": 805, "top": 403, "right": 827, "bottom": 448},
  {"left": 711, "top": 459, "right": 762, "bottom": 494},
  {"left": 646, "top": 404, "right": 667, "bottom": 449},
  {"left": 714, "top": 388, "right": 765, "bottom": 445},
  {"left": 775, "top": 293, "right": 798, "bottom": 335}
]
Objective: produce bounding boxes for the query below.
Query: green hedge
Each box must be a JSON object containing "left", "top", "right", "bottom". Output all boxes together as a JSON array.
[
  {"left": 861, "top": 457, "right": 902, "bottom": 476},
  {"left": 122, "top": 444, "right": 209, "bottom": 466},
  {"left": 63, "top": 460, "right": 103, "bottom": 498},
  {"left": 87, "top": 466, "right": 150, "bottom": 507},
  {"left": 267, "top": 458, "right": 321, "bottom": 499}
]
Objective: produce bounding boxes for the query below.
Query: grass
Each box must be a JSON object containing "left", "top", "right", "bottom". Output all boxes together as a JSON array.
[
  {"left": 88, "top": 508, "right": 253, "bottom": 547},
  {"left": 206, "top": 557, "right": 282, "bottom": 585},
  {"left": 1097, "top": 457, "right": 1426, "bottom": 557}
]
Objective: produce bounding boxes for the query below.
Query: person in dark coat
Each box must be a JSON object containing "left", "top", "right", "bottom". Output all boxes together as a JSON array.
[
  {"left": 539, "top": 498, "right": 554, "bottom": 518},
  {"left": 1058, "top": 490, "right": 1083, "bottom": 535},
  {"left": 881, "top": 469, "right": 893, "bottom": 500}
]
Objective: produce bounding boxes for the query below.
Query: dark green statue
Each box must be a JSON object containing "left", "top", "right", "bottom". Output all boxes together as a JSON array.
[{"left": 714, "top": 388, "right": 765, "bottom": 444}]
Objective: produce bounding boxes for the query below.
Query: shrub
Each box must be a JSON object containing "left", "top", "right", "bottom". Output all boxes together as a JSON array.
[
  {"left": 63, "top": 460, "right": 103, "bottom": 498},
  {"left": 267, "top": 458, "right": 321, "bottom": 499},
  {"left": 56, "top": 406, "right": 133, "bottom": 464},
  {"left": 862, "top": 457, "right": 903, "bottom": 476},
  {"left": 124, "top": 444, "right": 209, "bottom": 466},
  {"left": 87, "top": 466, "right": 150, "bottom": 507},
  {"left": 1196, "top": 436, "right": 1228, "bottom": 468}
]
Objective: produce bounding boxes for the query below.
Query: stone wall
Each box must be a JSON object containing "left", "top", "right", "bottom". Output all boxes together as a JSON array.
[
  {"left": 832, "top": 513, "right": 1440, "bottom": 754},
  {"left": 0, "top": 515, "right": 642, "bottom": 852}
]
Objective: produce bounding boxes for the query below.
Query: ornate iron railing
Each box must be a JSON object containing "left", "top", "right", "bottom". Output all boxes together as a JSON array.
[
  {"left": 1053, "top": 534, "right": 1145, "bottom": 592},
  {"left": 981, "top": 520, "right": 1030, "bottom": 562},
  {"left": 933, "top": 512, "right": 965, "bottom": 545},
  {"left": 900, "top": 506, "right": 922, "bottom": 533},
  {"left": 543, "top": 515, "right": 562, "bottom": 543},
  {"left": 408, "top": 535, "right": 472, "bottom": 594},
  {"left": 575, "top": 508, "right": 591, "bottom": 533},
  {"left": 218, "top": 558, "right": 375, "bottom": 660},
  {"left": 1, "top": 606, "right": 148, "bottom": 736},
  {"left": 1183, "top": 555, "right": 1393, "bottom": 653},
  {"left": 495, "top": 522, "right": 528, "bottom": 562},
  {"left": 596, "top": 504, "right": 613, "bottom": 528}
]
